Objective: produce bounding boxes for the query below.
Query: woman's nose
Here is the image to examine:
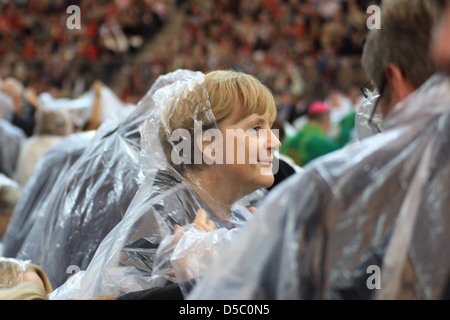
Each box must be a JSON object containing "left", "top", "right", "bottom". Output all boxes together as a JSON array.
[{"left": 267, "top": 128, "right": 281, "bottom": 151}]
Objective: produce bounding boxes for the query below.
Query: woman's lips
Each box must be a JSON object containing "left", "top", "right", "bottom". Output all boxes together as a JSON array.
[{"left": 257, "top": 159, "right": 272, "bottom": 166}]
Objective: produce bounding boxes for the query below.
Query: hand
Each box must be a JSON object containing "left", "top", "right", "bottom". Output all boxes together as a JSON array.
[
  {"left": 192, "top": 209, "right": 216, "bottom": 232},
  {"left": 92, "top": 80, "right": 103, "bottom": 96},
  {"left": 173, "top": 209, "right": 215, "bottom": 245}
]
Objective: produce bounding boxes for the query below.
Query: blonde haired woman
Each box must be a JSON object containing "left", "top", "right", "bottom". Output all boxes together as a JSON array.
[
  {"left": 0, "top": 258, "right": 52, "bottom": 300},
  {"left": 51, "top": 69, "right": 280, "bottom": 299}
]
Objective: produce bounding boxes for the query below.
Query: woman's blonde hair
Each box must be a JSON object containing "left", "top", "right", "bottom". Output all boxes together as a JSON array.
[
  {"left": 204, "top": 70, "right": 277, "bottom": 124},
  {"left": 0, "top": 258, "right": 25, "bottom": 288},
  {"left": 159, "top": 69, "right": 277, "bottom": 174},
  {"left": 0, "top": 258, "right": 52, "bottom": 299},
  {"left": 0, "top": 282, "right": 48, "bottom": 300}
]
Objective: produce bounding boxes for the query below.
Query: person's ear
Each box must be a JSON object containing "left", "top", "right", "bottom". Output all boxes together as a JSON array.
[{"left": 385, "top": 63, "right": 415, "bottom": 102}]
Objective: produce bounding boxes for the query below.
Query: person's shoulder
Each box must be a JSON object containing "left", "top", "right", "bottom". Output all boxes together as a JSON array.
[
  {"left": 0, "top": 119, "right": 26, "bottom": 137},
  {"left": 304, "top": 132, "right": 399, "bottom": 184}
]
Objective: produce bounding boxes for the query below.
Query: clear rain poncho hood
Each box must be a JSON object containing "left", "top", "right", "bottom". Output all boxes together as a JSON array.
[
  {"left": 8, "top": 72, "right": 193, "bottom": 275},
  {"left": 11, "top": 79, "right": 174, "bottom": 288},
  {"left": 189, "top": 73, "right": 450, "bottom": 300},
  {"left": 50, "top": 70, "right": 254, "bottom": 299},
  {"left": 11, "top": 70, "right": 201, "bottom": 289}
]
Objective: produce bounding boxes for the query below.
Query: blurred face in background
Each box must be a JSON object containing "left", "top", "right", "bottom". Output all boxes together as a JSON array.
[{"left": 431, "top": 3, "right": 450, "bottom": 73}]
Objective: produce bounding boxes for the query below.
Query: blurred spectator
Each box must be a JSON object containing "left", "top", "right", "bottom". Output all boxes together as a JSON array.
[
  {"left": 431, "top": 0, "right": 450, "bottom": 74},
  {"left": 325, "top": 88, "right": 355, "bottom": 138},
  {"left": 0, "top": 174, "right": 21, "bottom": 240},
  {"left": 280, "top": 100, "right": 352, "bottom": 167},
  {"left": 13, "top": 107, "right": 74, "bottom": 186},
  {"left": 0, "top": 77, "right": 38, "bottom": 137},
  {"left": 0, "top": 0, "right": 168, "bottom": 101},
  {"left": 99, "top": 16, "right": 129, "bottom": 54}
]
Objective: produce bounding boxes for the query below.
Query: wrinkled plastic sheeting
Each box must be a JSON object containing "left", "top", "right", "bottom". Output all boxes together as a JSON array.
[
  {"left": 50, "top": 70, "right": 254, "bottom": 299},
  {"left": 0, "top": 173, "right": 21, "bottom": 214},
  {"left": 38, "top": 86, "right": 133, "bottom": 129},
  {"left": 167, "top": 208, "right": 250, "bottom": 297},
  {"left": 0, "top": 119, "right": 25, "bottom": 179},
  {"left": 355, "top": 90, "right": 383, "bottom": 140},
  {"left": 14, "top": 117, "right": 143, "bottom": 288},
  {"left": 0, "top": 92, "right": 14, "bottom": 121},
  {"left": 2, "top": 131, "right": 95, "bottom": 258},
  {"left": 17, "top": 70, "right": 205, "bottom": 291},
  {"left": 188, "top": 74, "right": 450, "bottom": 300}
]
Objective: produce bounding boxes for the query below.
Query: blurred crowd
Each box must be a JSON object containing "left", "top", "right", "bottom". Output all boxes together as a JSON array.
[
  {"left": 0, "top": 0, "right": 169, "bottom": 101},
  {"left": 116, "top": 0, "right": 371, "bottom": 111},
  {"left": 0, "top": 0, "right": 372, "bottom": 108}
]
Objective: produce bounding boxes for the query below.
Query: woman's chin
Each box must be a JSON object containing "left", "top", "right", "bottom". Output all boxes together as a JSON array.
[{"left": 258, "top": 173, "right": 275, "bottom": 189}]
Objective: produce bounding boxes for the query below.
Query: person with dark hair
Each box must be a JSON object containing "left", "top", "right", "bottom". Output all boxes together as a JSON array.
[{"left": 189, "top": 0, "right": 450, "bottom": 300}]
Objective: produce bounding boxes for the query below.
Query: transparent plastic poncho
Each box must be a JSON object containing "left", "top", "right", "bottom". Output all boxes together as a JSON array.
[
  {"left": 0, "top": 119, "right": 26, "bottom": 179},
  {"left": 189, "top": 73, "right": 450, "bottom": 300},
  {"left": 0, "top": 92, "right": 14, "bottom": 121},
  {"left": 0, "top": 173, "right": 21, "bottom": 215},
  {"left": 50, "top": 70, "right": 254, "bottom": 299},
  {"left": 38, "top": 85, "right": 132, "bottom": 129},
  {"left": 14, "top": 88, "right": 152, "bottom": 289},
  {"left": 355, "top": 91, "right": 384, "bottom": 140},
  {"left": 1, "top": 130, "right": 95, "bottom": 258}
]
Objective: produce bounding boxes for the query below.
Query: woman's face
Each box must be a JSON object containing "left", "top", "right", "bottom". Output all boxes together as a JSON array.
[{"left": 214, "top": 111, "right": 281, "bottom": 195}]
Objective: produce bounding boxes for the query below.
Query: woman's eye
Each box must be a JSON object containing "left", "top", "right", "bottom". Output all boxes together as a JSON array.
[{"left": 252, "top": 126, "right": 261, "bottom": 132}]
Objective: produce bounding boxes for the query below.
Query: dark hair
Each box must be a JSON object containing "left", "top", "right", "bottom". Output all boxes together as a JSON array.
[{"left": 362, "top": 0, "right": 443, "bottom": 92}]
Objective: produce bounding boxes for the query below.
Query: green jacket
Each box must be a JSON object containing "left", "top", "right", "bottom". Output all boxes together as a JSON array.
[{"left": 280, "top": 111, "right": 355, "bottom": 167}]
